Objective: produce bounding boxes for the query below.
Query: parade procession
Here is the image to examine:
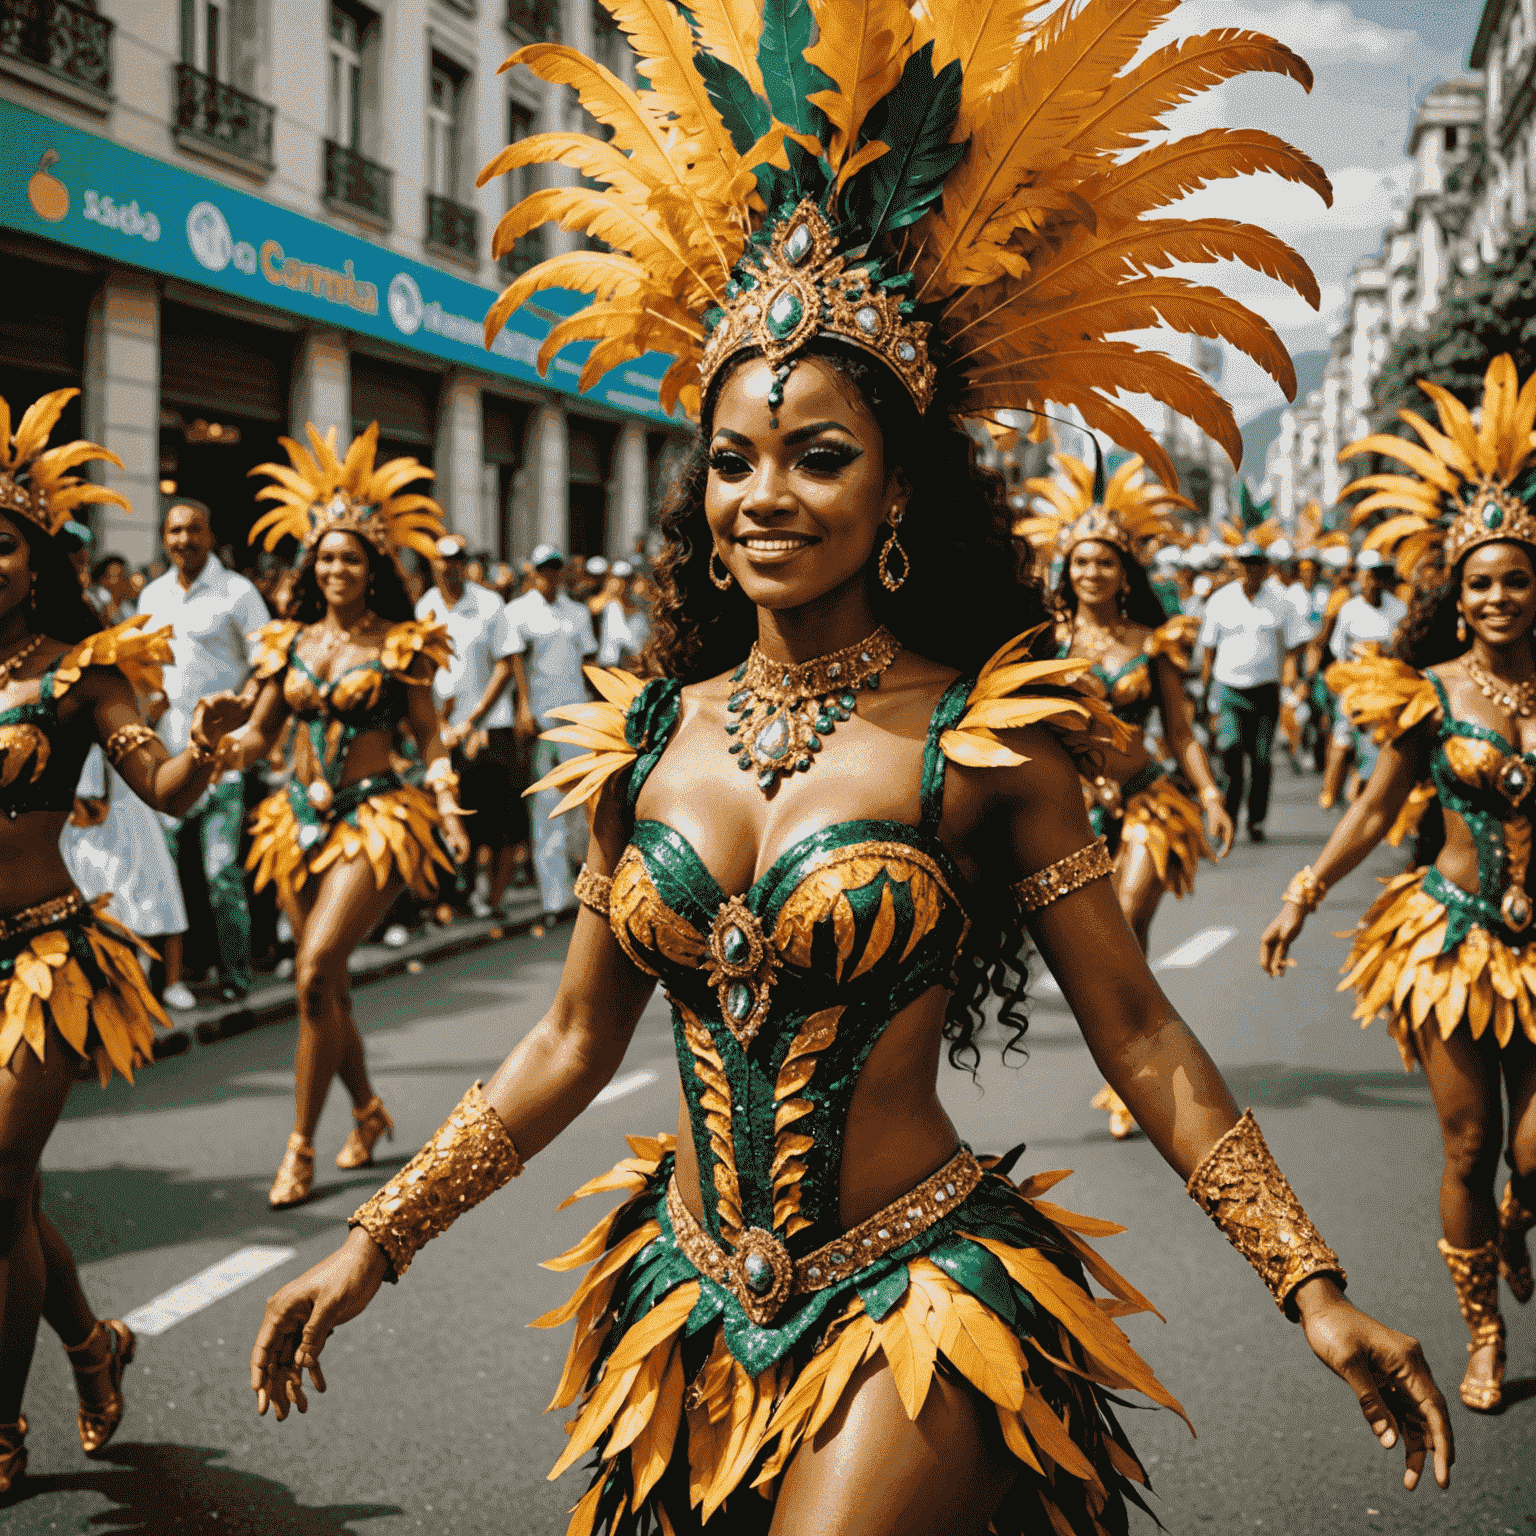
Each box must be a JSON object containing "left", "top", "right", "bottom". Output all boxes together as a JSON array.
[{"left": 3, "top": 0, "right": 1536, "bottom": 1531}]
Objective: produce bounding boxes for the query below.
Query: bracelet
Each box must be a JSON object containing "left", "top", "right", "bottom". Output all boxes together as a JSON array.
[
  {"left": 1199, "top": 784, "right": 1224, "bottom": 804},
  {"left": 1282, "top": 864, "right": 1327, "bottom": 913},
  {"left": 575, "top": 863, "right": 613, "bottom": 917},
  {"left": 1011, "top": 836, "right": 1115, "bottom": 913},
  {"left": 423, "top": 758, "right": 461, "bottom": 796},
  {"left": 1187, "top": 1109, "right": 1346, "bottom": 1319},
  {"left": 104, "top": 722, "right": 159, "bottom": 768},
  {"left": 187, "top": 733, "right": 217, "bottom": 766},
  {"left": 349, "top": 1082, "right": 522, "bottom": 1281}
]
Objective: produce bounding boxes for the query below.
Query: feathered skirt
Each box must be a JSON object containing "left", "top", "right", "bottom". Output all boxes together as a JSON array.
[
  {"left": 246, "top": 771, "right": 453, "bottom": 909},
  {"left": 1340, "top": 865, "right": 1536, "bottom": 1070},
  {"left": 0, "top": 889, "right": 168, "bottom": 1085},
  {"left": 536, "top": 1136, "right": 1183, "bottom": 1536},
  {"left": 1090, "top": 763, "right": 1210, "bottom": 900}
]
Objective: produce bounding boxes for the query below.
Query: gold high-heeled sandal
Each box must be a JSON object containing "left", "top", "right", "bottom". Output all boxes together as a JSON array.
[
  {"left": 1439, "top": 1238, "right": 1506, "bottom": 1411},
  {"left": 336, "top": 1095, "right": 394, "bottom": 1170},
  {"left": 0, "top": 1417, "right": 25, "bottom": 1493},
  {"left": 1498, "top": 1180, "right": 1534, "bottom": 1304},
  {"left": 269, "top": 1133, "right": 316, "bottom": 1208},
  {"left": 63, "top": 1319, "right": 134, "bottom": 1453}
]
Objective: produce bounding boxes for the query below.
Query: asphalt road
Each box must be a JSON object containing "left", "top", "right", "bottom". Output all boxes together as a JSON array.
[{"left": 8, "top": 772, "right": 1534, "bottom": 1534}]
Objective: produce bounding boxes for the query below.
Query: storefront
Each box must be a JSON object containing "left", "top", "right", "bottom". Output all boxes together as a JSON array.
[{"left": 0, "top": 247, "right": 93, "bottom": 456}]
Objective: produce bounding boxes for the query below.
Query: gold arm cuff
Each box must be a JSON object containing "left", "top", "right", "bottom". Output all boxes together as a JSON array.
[
  {"left": 1282, "top": 865, "right": 1327, "bottom": 913},
  {"left": 349, "top": 1082, "right": 522, "bottom": 1281},
  {"left": 1187, "top": 1109, "right": 1346, "bottom": 1318},
  {"left": 575, "top": 863, "right": 613, "bottom": 917},
  {"left": 1012, "top": 836, "right": 1115, "bottom": 913},
  {"left": 104, "top": 722, "right": 159, "bottom": 768}
]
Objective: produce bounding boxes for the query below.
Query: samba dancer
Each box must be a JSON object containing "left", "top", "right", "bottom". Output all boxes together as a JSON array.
[{"left": 253, "top": 6, "right": 1451, "bottom": 1531}]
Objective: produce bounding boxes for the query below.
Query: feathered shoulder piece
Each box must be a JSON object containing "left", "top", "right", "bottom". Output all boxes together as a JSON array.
[
  {"left": 1018, "top": 452, "right": 1193, "bottom": 562},
  {"left": 1342, "top": 354, "right": 1536, "bottom": 584},
  {"left": 480, "top": 0, "right": 1330, "bottom": 487},
  {"left": 1146, "top": 614, "right": 1199, "bottom": 670},
  {"left": 1324, "top": 646, "right": 1440, "bottom": 746},
  {"left": 0, "top": 388, "right": 129, "bottom": 540},
  {"left": 250, "top": 620, "right": 303, "bottom": 681},
  {"left": 941, "top": 632, "right": 1134, "bottom": 769},
  {"left": 524, "top": 667, "right": 653, "bottom": 816},
  {"left": 52, "top": 616, "right": 173, "bottom": 701},
  {"left": 379, "top": 621, "right": 453, "bottom": 680}
]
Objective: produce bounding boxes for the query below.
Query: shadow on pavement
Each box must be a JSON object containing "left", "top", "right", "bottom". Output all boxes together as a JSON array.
[
  {"left": 1218, "top": 1062, "right": 1432, "bottom": 1111},
  {"left": 40, "top": 1161, "right": 407, "bottom": 1267},
  {"left": 1, "top": 1442, "right": 399, "bottom": 1533},
  {"left": 1495, "top": 1375, "right": 1536, "bottom": 1410}
]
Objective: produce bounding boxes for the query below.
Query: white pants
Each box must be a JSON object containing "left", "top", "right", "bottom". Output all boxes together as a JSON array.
[{"left": 530, "top": 736, "right": 583, "bottom": 916}]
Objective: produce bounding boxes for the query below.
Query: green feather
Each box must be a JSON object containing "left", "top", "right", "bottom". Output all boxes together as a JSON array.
[
  {"left": 757, "top": 0, "right": 832, "bottom": 142},
  {"left": 693, "top": 50, "right": 771, "bottom": 156}
]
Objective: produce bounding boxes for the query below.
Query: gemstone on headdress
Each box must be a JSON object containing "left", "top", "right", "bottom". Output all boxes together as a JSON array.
[
  {"left": 855, "top": 306, "right": 881, "bottom": 335},
  {"left": 896, "top": 341, "right": 917, "bottom": 363},
  {"left": 766, "top": 288, "right": 803, "bottom": 339},
  {"left": 1483, "top": 503, "right": 1505, "bottom": 529},
  {"left": 784, "top": 223, "right": 813, "bottom": 265}
]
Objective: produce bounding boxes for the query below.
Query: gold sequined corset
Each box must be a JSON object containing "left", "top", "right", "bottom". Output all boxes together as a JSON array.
[{"left": 609, "top": 678, "right": 975, "bottom": 1256}]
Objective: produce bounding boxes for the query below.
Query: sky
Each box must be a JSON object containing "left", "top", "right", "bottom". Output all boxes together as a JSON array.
[{"left": 1117, "top": 0, "right": 1488, "bottom": 456}]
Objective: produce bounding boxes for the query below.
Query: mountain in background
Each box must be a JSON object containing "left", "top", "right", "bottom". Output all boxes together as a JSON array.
[{"left": 1236, "top": 350, "right": 1329, "bottom": 488}]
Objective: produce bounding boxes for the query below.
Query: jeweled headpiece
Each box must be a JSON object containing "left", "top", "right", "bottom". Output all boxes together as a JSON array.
[
  {"left": 0, "top": 388, "right": 129, "bottom": 539},
  {"left": 1017, "top": 452, "right": 1192, "bottom": 562},
  {"left": 1341, "top": 355, "right": 1536, "bottom": 583},
  {"left": 249, "top": 422, "right": 445, "bottom": 564},
  {"left": 478, "top": 0, "right": 1328, "bottom": 489}
]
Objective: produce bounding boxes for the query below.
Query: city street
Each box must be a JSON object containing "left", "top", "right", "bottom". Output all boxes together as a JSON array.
[{"left": 8, "top": 772, "right": 1533, "bottom": 1534}]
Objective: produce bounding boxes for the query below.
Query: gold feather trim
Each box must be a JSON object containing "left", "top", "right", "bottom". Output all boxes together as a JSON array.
[
  {"left": 1020, "top": 450, "right": 1194, "bottom": 558},
  {"left": 1118, "top": 774, "right": 1210, "bottom": 898},
  {"left": 769, "top": 1006, "right": 842, "bottom": 1237},
  {"left": 677, "top": 1002, "right": 743, "bottom": 1244},
  {"left": 0, "top": 387, "right": 130, "bottom": 539},
  {"left": 51, "top": 615, "right": 173, "bottom": 700},
  {"left": 1145, "top": 614, "right": 1200, "bottom": 672},
  {"left": 250, "top": 620, "right": 302, "bottom": 681},
  {"left": 1325, "top": 648, "right": 1440, "bottom": 746},
  {"left": 1385, "top": 780, "right": 1436, "bottom": 850},
  {"left": 526, "top": 665, "right": 646, "bottom": 816},
  {"left": 379, "top": 620, "right": 453, "bottom": 680}
]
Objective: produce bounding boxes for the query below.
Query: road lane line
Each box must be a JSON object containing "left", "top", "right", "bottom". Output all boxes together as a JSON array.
[
  {"left": 1032, "top": 924, "right": 1237, "bottom": 996},
  {"left": 122, "top": 1246, "right": 296, "bottom": 1337},
  {"left": 591, "top": 1069, "right": 659, "bottom": 1106}
]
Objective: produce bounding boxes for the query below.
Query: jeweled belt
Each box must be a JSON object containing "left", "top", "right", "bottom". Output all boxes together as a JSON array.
[
  {"left": 665, "top": 1147, "right": 983, "bottom": 1327},
  {"left": 285, "top": 770, "right": 404, "bottom": 850},
  {"left": 0, "top": 888, "right": 88, "bottom": 945}
]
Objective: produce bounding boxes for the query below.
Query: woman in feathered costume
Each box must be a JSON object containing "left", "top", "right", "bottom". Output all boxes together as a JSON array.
[
  {"left": 212, "top": 425, "right": 470, "bottom": 1208},
  {"left": 0, "top": 389, "right": 247, "bottom": 1489},
  {"left": 253, "top": 3, "right": 1452, "bottom": 1529},
  {"left": 1262, "top": 354, "right": 1536, "bottom": 1416},
  {"left": 1020, "top": 451, "right": 1231, "bottom": 1139}
]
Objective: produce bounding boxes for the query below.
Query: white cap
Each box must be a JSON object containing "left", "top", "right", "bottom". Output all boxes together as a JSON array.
[
  {"left": 530, "top": 543, "right": 564, "bottom": 568},
  {"left": 611, "top": 560, "right": 634, "bottom": 578},
  {"left": 1356, "top": 548, "right": 1386, "bottom": 571},
  {"left": 435, "top": 533, "right": 468, "bottom": 559},
  {"left": 1268, "top": 538, "right": 1294, "bottom": 562},
  {"left": 1320, "top": 546, "right": 1351, "bottom": 571},
  {"left": 585, "top": 555, "right": 610, "bottom": 576},
  {"left": 1153, "top": 545, "right": 1182, "bottom": 567},
  {"left": 1193, "top": 574, "right": 1213, "bottom": 596}
]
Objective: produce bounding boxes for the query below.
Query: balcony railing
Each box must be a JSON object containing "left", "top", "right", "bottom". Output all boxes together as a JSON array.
[
  {"left": 174, "top": 64, "right": 273, "bottom": 170},
  {"left": 505, "top": 0, "right": 558, "bottom": 42},
  {"left": 498, "top": 224, "right": 547, "bottom": 280},
  {"left": 324, "top": 140, "right": 392, "bottom": 226},
  {"left": 0, "top": 0, "right": 112, "bottom": 96},
  {"left": 426, "top": 192, "right": 478, "bottom": 263}
]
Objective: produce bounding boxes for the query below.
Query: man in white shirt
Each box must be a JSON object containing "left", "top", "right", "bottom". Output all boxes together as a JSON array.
[
  {"left": 1198, "top": 544, "right": 1312, "bottom": 842},
  {"left": 417, "top": 535, "right": 523, "bottom": 916},
  {"left": 504, "top": 545, "right": 598, "bottom": 925},
  {"left": 138, "top": 499, "right": 271, "bottom": 1001}
]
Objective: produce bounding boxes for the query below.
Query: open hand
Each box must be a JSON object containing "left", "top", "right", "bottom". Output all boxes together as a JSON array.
[
  {"left": 1259, "top": 902, "right": 1306, "bottom": 977},
  {"left": 1203, "top": 798, "right": 1234, "bottom": 858},
  {"left": 191, "top": 689, "right": 249, "bottom": 756},
  {"left": 442, "top": 812, "right": 471, "bottom": 864},
  {"left": 1297, "top": 1280, "right": 1453, "bottom": 1491},
  {"left": 250, "top": 1229, "right": 389, "bottom": 1420}
]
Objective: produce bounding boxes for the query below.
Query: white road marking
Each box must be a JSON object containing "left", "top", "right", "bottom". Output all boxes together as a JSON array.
[
  {"left": 123, "top": 1245, "right": 296, "bottom": 1337},
  {"left": 591, "top": 1069, "right": 659, "bottom": 1106},
  {"left": 1033, "top": 924, "right": 1237, "bottom": 996}
]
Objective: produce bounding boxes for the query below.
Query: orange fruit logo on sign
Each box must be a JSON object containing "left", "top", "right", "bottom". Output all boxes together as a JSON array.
[{"left": 27, "top": 149, "right": 68, "bottom": 222}]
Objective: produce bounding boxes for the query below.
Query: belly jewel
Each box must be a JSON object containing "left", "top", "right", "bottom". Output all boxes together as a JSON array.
[
  {"left": 705, "top": 896, "right": 780, "bottom": 1048},
  {"left": 1502, "top": 886, "right": 1533, "bottom": 932}
]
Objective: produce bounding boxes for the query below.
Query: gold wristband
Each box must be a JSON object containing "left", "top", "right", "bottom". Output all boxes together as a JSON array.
[
  {"left": 1282, "top": 865, "right": 1327, "bottom": 913},
  {"left": 1187, "top": 1109, "right": 1346, "bottom": 1318},
  {"left": 349, "top": 1082, "right": 522, "bottom": 1281},
  {"left": 1012, "top": 837, "right": 1115, "bottom": 913},
  {"left": 574, "top": 862, "right": 613, "bottom": 917},
  {"left": 104, "top": 722, "right": 159, "bottom": 768}
]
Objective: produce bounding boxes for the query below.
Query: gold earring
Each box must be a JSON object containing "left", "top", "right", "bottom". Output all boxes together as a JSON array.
[
  {"left": 878, "top": 506, "right": 908, "bottom": 592},
  {"left": 709, "top": 547, "right": 733, "bottom": 591},
  {"left": 1458, "top": 611, "right": 1467, "bottom": 643}
]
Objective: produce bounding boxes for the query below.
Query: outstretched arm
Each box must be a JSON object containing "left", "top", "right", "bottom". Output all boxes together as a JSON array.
[{"left": 402, "top": 655, "right": 471, "bottom": 864}]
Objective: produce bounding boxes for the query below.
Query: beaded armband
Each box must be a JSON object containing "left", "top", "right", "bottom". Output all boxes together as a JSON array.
[
  {"left": 1012, "top": 836, "right": 1115, "bottom": 913},
  {"left": 1282, "top": 865, "right": 1327, "bottom": 914},
  {"left": 1187, "top": 1109, "right": 1346, "bottom": 1318},
  {"left": 574, "top": 863, "right": 612, "bottom": 917},
  {"left": 349, "top": 1082, "right": 522, "bottom": 1281},
  {"left": 104, "top": 722, "right": 159, "bottom": 768}
]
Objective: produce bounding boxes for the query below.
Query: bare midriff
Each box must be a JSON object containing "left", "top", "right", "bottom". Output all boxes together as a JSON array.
[
  {"left": 0, "top": 811, "right": 76, "bottom": 915},
  {"left": 1436, "top": 807, "right": 1534, "bottom": 900}
]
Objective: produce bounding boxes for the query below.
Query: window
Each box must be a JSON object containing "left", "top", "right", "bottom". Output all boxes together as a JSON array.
[
  {"left": 180, "top": 0, "right": 226, "bottom": 79},
  {"left": 1446, "top": 125, "right": 1458, "bottom": 152},
  {"left": 499, "top": 100, "right": 545, "bottom": 272},
  {"left": 427, "top": 63, "right": 459, "bottom": 197},
  {"left": 329, "top": 5, "right": 362, "bottom": 149}
]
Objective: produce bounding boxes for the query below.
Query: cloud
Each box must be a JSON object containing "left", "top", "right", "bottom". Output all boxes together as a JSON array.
[
  {"left": 1156, "top": 0, "right": 1421, "bottom": 61},
  {"left": 1165, "top": 161, "right": 1411, "bottom": 239}
]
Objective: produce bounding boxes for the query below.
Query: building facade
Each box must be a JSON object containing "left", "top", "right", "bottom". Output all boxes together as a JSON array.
[{"left": 0, "top": 0, "right": 691, "bottom": 568}]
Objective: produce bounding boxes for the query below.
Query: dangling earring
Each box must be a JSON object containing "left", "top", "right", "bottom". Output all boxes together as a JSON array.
[
  {"left": 1116, "top": 584, "right": 1128, "bottom": 617},
  {"left": 878, "top": 506, "right": 908, "bottom": 592},
  {"left": 1458, "top": 611, "right": 1468, "bottom": 644},
  {"left": 708, "top": 547, "right": 733, "bottom": 591}
]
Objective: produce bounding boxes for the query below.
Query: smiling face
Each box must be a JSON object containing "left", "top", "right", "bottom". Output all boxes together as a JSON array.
[
  {"left": 314, "top": 529, "right": 371, "bottom": 612},
  {"left": 163, "top": 503, "right": 213, "bottom": 577},
  {"left": 704, "top": 355, "right": 906, "bottom": 611},
  {"left": 0, "top": 512, "right": 31, "bottom": 629},
  {"left": 1065, "top": 540, "right": 1124, "bottom": 610},
  {"left": 1460, "top": 541, "right": 1536, "bottom": 650}
]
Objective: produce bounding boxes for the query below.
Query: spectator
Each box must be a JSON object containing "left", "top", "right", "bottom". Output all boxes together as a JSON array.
[
  {"left": 88, "top": 554, "right": 137, "bottom": 624},
  {"left": 137, "top": 498, "right": 270, "bottom": 1002},
  {"left": 1198, "top": 543, "right": 1311, "bottom": 843},
  {"left": 597, "top": 561, "right": 649, "bottom": 668},
  {"left": 505, "top": 544, "right": 597, "bottom": 927},
  {"left": 417, "top": 534, "right": 525, "bottom": 917}
]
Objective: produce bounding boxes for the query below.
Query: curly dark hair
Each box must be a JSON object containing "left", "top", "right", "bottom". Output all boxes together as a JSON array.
[
  {"left": 1053, "top": 541, "right": 1168, "bottom": 631},
  {"left": 639, "top": 339, "right": 1068, "bottom": 1071},
  {"left": 1393, "top": 539, "right": 1536, "bottom": 671},
  {"left": 287, "top": 530, "right": 415, "bottom": 624},
  {"left": 11, "top": 514, "right": 103, "bottom": 644}
]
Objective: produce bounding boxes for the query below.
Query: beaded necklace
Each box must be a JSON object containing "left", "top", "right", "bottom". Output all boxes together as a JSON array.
[{"left": 1465, "top": 655, "right": 1536, "bottom": 720}]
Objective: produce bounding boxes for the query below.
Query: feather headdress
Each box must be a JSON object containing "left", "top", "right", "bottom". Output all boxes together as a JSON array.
[
  {"left": 478, "top": 0, "right": 1330, "bottom": 488},
  {"left": 1341, "top": 354, "right": 1536, "bottom": 585},
  {"left": 248, "top": 422, "right": 446, "bottom": 564},
  {"left": 0, "top": 388, "right": 130, "bottom": 540},
  {"left": 1016, "top": 450, "right": 1192, "bottom": 560}
]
